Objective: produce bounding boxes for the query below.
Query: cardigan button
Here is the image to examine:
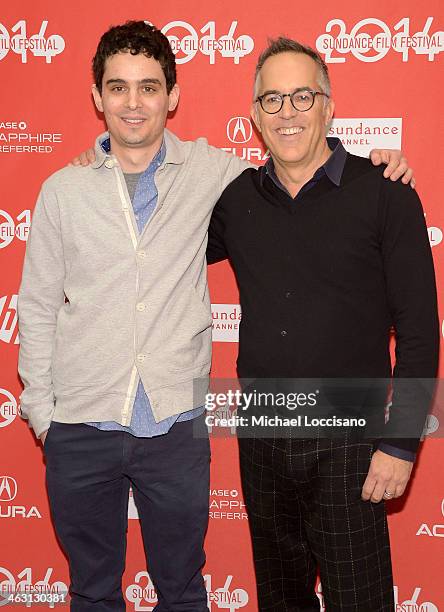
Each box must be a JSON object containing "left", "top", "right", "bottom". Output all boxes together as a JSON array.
[{"left": 280, "top": 330, "right": 287, "bottom": 336}]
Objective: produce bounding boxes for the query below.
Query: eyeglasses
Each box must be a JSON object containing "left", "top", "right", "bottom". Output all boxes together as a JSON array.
[{"left": 255, "top": 89, "right": 329, "bottom": 114}]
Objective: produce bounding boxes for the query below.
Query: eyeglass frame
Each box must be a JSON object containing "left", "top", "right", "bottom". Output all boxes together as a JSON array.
[{"left": 255, "top": 88, "right": 330, "bottom": 114}]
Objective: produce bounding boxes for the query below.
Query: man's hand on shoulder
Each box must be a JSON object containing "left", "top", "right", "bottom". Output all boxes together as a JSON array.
[
  {"left": 69, "top": 148, "right": 96, "bottom": 167},
  {"left": 361, "top": 449, "right": 413, "bottom": 503},
  {"left": 369, "top": 149, "right": 415, "bottom": 188}
]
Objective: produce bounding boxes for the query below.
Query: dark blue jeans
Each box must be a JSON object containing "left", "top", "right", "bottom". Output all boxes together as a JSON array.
[{"left": 45, "top": 415, "right": 210, "bottom": 611}]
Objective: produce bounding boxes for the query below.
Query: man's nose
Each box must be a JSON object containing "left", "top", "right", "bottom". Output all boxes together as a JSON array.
[
  {"left": 280, "top": 94, "right": 297, "bottom": 119},
  {"left": 126, "top": 88, "right": 142, "bottom": 109}
]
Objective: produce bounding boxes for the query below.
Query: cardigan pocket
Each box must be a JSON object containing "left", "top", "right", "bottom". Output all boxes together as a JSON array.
[{"left": 161, "top": 285, "right": 213, "bottom": 373}]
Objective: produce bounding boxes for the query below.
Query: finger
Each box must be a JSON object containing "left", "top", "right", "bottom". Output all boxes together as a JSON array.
[
  {"left": 394, "top": 483, "right": 406, "bottom": 498},
  {"left": 387, "top": 157, "right": 408, "bottom": 181},
  {"left": 80, "top": 153, "right": 90, "bottom": 167},
  {"left": 86, "top": 148, "right": 96, "bottom": 164},
  {"left": 69, "top": 157, "right": 82, "bottom": 167},
  {"left": 361, "top": 475, "right": 377, "bottom": 501},
  {"left": 371, "top": 481, "right": 387, "bottom": 503},
  {"left": 401, "top": 167, "right": 414, "bottom": 185},
  {"left": 410, "top": 177, "right": 416, "bottom": 189},
  {"left": 381, "top": 482, "right": 397, "bottom": 501},
  {"left": 379, "top": 150, "right": 391, "bottom": 173},
  {"left": 370, "top": 150, "right": 382, "bottom": 166}
]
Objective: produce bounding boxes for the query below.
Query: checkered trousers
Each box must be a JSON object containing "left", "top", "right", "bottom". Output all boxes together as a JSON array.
[{"left": 238, "top": 433, "right": 393, "bottom": 611}]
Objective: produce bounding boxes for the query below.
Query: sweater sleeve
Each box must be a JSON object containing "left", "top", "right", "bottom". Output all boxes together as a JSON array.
[
  {"left": 207, "top": 195, "right": 229, "bottom": 265},
  {"left": 378, "top": 177, "right": 439, "bottom": 455},
  {"left": 18, "top": 183, "right": 65, "bottom": 438}
]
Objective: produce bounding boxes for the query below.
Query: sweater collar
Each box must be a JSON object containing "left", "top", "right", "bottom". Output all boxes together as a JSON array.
[{"left": 91, "top": 128, "right": 185, "bottom": 169}]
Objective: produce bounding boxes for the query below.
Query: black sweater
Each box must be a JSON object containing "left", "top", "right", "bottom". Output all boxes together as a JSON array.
[{"left": 207, "top": 153, "right": 439, "bottom": 453}]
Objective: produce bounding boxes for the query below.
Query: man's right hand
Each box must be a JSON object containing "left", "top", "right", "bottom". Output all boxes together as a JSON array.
[{"left": 70, "top": 148, "right": 96, "bottom": 166}]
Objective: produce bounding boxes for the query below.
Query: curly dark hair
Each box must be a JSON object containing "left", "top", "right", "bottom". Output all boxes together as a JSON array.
[{"left": 93, "top": 21, "right": 176, "bottom": 94}]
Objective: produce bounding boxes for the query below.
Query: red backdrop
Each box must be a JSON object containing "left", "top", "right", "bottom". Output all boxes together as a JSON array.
[{"left": 1, "top": 1, "right": 443, "bottom": 610}]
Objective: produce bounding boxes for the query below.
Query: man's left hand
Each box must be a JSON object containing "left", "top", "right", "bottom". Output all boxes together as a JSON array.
[
  {"left": 361, "top": 449, "right": 413, "bottom": 503},
  {"left": 369, "top": 149, "right": 415, "bottom": 188}
]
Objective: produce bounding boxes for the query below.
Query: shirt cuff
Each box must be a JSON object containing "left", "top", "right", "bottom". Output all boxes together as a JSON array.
[{"left": 378, "top": 442, "right": 416, "bottom": 462}]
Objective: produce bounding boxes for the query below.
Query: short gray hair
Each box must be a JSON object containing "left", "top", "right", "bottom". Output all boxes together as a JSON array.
[{"left": 253, "top": 37, "right": 331, "bottom": 99}]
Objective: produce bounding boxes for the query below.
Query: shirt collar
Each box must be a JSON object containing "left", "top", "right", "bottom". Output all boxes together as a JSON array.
[
  {"left": 92, "top": 128, "right": 183, "bottom": 169},
  {"left": 99, "top": 136, "right": 166, "bottom": 169},
  {"left": 263, "top": 137, "right": 347, "bottom": 191}
]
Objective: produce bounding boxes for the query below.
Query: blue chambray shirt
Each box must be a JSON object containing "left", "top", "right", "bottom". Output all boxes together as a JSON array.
[{"left": 86, "top": 138, "right": 204, "bottom": 437}]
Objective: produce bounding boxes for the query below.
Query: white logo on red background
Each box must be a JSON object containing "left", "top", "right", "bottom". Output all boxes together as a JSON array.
[
  {"left": 206, "top": 575, "right": 248, "bottom": 610},
  {"left": 222, "top": 117, "right": 268, "bottom": 162},
  {"left": 161, "top": 21, "right": 254, "bottom": 65},
  {"left": 209, "top": 488, "right": 248, "bottom": 521},
  {"left": 317, "top": 584, "right": 439, "bottom": 611},
  {"left": 316, "top": 17, "right": 444, "bottom": 63},
  {"left": 0, "top": 477, "right": 17, "bottom": 502},
  {"left": 211, "top": 304, "right": 241, "bottom": 343},
  {"left": 0, "top": 567, "right": 68, "bottom": 607},
  {"left": 394, "top": 586, "right": 438, "bottom": 611},
  {"left": 227, "top": 117, "right": 253, "bottom": 144},
  {"left": 0, "top": 20, "right": 65, "bottom": 63},
  {"left": 0, "top": 389, "right": 19, "bottom": 428},
  {"left": 0, "top": 119, "right": 63, "bottom": 154},
  {"left": 428, "top": 226, "right": 443, "bottom": 247},
  {"left": 416, "top": 498, "right": 444, "bottom": 538},
  {"left": 126, "top": 572, "right": 248, "bottom": 611},
  {"left": 0, "top": 476, "right": 41, "bottom": 519},
  {"left": 0, "top": 295, "right": 19, "bottom": 345},
  {"left": 0, "top": 210, "right": 30, "bottom": 249},
  {"left": 328, "top": 118, "right": 402, "bottom": 157}
]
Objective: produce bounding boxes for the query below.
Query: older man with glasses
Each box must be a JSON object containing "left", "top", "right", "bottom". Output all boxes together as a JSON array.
[{"left": 207, "top": 38, "right": 438, "bottom": 611}]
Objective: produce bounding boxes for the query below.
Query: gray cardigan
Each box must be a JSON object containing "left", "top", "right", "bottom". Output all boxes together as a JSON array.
[{"left": 18, "top": 129, "right": 251, "bottom": 438}]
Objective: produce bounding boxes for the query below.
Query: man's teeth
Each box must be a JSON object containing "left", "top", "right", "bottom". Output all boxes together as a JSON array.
[
  {"left": 277, "top": 127, "right": 303, "bottom": 135},
  {"left": 123, "top": 118, "right": 144, "bottom": 124}
]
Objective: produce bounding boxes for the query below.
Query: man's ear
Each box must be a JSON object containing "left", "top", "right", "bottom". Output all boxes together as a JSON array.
[
  {"left": 168, "top": 84, "right": 180, "bottom": 112},
  {"left": 251, "top": 101, "right": 262, "bottom": 134},
  {"left": 324, "top": 97, "right": 335, "bottom": 127},
  {"left": 92, "top": 84, "right": 104, "bottom": 113}
]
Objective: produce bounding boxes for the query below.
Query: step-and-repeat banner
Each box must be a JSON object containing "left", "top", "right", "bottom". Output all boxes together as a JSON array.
[{"left": 1, "top": 1, "right": 443, "bottom": 610}]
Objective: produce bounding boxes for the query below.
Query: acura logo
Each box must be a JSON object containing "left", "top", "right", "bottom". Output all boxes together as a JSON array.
[
  {"left": 0, "top": 476, "right": 18, "bottom": 502},
  {"left": 226, "top": 116, "right": 253, "bottom": 144}
]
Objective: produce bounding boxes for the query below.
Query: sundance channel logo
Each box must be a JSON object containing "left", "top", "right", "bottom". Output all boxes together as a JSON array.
[
  {"left": 0, "top": 20, "right": 65, "bottom": 63},
  {"left": 160, "top": 20, "right": 253, "bottom": 65},
  {"left": 328, "top": 118, "right": 402, "bottom": 157},
  {"left": 211, "top": 304, "right": 241, "bottom": 343},
  {"left": 316, "top": 16, "right": 444, "bottom": 63}
]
